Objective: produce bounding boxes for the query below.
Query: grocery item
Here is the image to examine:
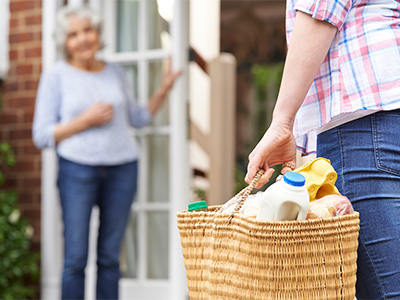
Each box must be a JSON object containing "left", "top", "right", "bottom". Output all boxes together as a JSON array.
[
  {"left": 219, "top": 192, "right": 264, "bottom": 217},
  {"left": 295, "top": 157, "right": 340, "bottom": 201},
  {"left": 256, "top": 172, "right": 309, "bottom": 221},
  {"left": 306, "top": 194, "right": 354, "bottom": 219},
  {"left": 188, "top": 200, "right": 208, "bottom": 212}
]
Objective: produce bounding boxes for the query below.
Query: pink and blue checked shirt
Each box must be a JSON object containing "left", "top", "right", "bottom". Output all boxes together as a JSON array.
[{"left": 287, "top": 0, "right": 400, "bottom": 155}]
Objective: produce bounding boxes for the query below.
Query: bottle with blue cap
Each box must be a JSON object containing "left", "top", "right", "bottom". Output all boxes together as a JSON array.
[{"left": 256, "top": 172, "right": 309, "bottom": 221}]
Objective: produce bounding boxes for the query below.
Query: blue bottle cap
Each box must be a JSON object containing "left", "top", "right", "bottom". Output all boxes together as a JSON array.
[{"left": 283, "top": 172, "right": 306, "bottom": 187}]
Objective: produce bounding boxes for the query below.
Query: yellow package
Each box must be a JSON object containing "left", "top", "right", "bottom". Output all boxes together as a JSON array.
[{"left": 294, "top": 157, "right": 340, "bottom": 202}]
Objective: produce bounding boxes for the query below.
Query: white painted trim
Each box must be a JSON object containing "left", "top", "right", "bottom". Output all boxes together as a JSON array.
[
  {"left": 104, "top": 49, "right": 170, "bottom": 64},
  {"left": 88, "top": 0, "right": 102, "bottom": 12},
  {"left": 40, "top": 150, "right": 62, "bottom": 300},
  {"left": 137, "top": 0, "right": 150, "bottom": 282},
  {"left": 102, "top": 0, "right": 117, "bottom": 54},
  {"left": 120, "top": 279, "right": 169, "bottom": 300},
  {"left": 0, "top": 0, "right": 9, "bottom": 79},
  {"left": 169, "top": 0, "right": 190, "bottom": 299},
  {"left": 132, "top": 202, "right": 170, "bottom": 212},
  {"left": 132, "top": 126, "right": 171, "bottom": 137},
  {"left": 41, "top": 0, "right": 62, "bottom": 298},
  {"left": 67, "top": 0, "right": 84, "bottom": 7}
]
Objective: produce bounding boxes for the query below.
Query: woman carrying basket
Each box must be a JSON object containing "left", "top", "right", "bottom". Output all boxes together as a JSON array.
[{"left": 246, "top": 0, "right": 400, "bottom": 299}]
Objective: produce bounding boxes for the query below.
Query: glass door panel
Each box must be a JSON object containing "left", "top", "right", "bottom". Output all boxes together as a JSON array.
[
  {"left": 147, "top": 211, "right": 169, "bottom": 279},
  {"left": 117, "top": 0, "right": 139, "bottom": 52},
  {"left": 121, "top": 210, "right": 138, "bottom": 279},
  {"left": 148, "top": 0, "right": 171, "bottom": 50},
  {"left": 122, "top": 64, "right": 139, "bottom": 97},
  {"left": 149, "top": 59, "right": 170, "bottom": 127},
  {"left": 147, "top": 135, "right": 169, "bottom": 203}
]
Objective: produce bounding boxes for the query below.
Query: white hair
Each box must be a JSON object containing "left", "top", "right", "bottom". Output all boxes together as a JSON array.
[{"left": 54, "top": 5, "right": 104, "bottom": 58}]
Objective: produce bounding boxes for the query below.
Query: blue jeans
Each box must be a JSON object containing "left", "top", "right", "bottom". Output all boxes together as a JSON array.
[
  {"left": 57, "top": 157, "right": 138, "bottom": 300},
  {"left": 317, "top": 110, "right": 400, "bottom": 299}
]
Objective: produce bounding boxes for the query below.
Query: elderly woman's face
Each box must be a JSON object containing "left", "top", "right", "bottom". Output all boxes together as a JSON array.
[{"left": 65, "top": 16, "right": 100, "bottom": 61}]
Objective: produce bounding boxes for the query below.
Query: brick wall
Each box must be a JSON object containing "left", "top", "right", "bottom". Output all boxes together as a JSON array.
[{"left": 1, "top": 0, "right": 43, "bottom": 252}]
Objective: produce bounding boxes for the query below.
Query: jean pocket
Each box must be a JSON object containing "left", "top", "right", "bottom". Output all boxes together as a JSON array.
[{"left": 372, "top": 111, "right": 400, "bottom": 176}]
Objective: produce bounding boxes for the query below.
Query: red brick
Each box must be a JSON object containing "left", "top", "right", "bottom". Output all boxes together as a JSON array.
[
  {"left": 11, "top": 159, "right": 36, "bottom": 173},
  {"left": 3, "top": 177, "right": 17, "bottom": 189},
  {"left": 3, "top": 81, "right": 19, "bottom": 92},
  {"left": 18, "top": 191, "right": 36, "bottom": 203},
  {"left": 9, "top": 17, "right": 19, "bottom": 29},
  {"left": 0, "top": 130, "right": 7, "bottom": 141},
  {"left": 9, "top": 32, "right": 34, "bottom": 43},
  {"left": 23, "top": 144, "right": 41, "bottom": 155},
  {"left": 21, "top": 176, "right": 41, "bottom": 188},
  {"left": 9, "top": 49, "right": 19, "bottom": 60},
  {"left": 16, "top": 64, "right": 33, "bottom": 75},
  {"left": 23, "top": 110, "right": 34, "bottom": 122},
  {"left": 25, "top": 15, "right": 42, "bottom": 26},
  {"left": 0, "top": 112, "right": 18, "bottom": 124},
  {"left": 6, "top": 96, "right": 35, "bottom": 108},
  {"left": 9, "top": 127, "right": 32, "bottom": 140},
  {"left": 25, "top": 47, "right": 42, "bottom": 58},
  {"left": 34, "top": 0, "right": 42, "bottom": 9},
  {"left": 10, "top": 1, "right": 35, "bottom": 12},
  {"left": 24, "top": 79, "right": 40, "bottom": 90}
]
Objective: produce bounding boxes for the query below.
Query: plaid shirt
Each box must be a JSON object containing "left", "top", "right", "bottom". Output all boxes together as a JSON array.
[{"left": 286, "top": 0, "right": 400, "bottom": 154}]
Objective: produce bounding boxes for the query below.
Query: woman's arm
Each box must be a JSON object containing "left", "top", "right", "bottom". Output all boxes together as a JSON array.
[
  {"left": 147, "top": 58, "right": 182, "bottom": 115},
  {"left": 53, "top": 102, "right": 113, "bottom": 144},
  {"left": 246, "top": 11, "right": 338, "bottom": 186}
]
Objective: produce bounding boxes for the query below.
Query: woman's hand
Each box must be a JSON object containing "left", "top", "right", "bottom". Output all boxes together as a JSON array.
[
  {"left": 81, "top": 102, "right": 114, "bottom": 127},
  {"left": 244, "top": 13, "right": 338, "bottom": 188},
  {"left": 148, "top": 57, "right": 182, "bottom": 115},
  {"left": 53, "top": 102, "right": 113, "bottom": 144},
  {"left": 245, "top": 121, "right": 297, "bottom": 188},
  {"left": 161, "top": 57, "right": 183, "bottom": 92}
]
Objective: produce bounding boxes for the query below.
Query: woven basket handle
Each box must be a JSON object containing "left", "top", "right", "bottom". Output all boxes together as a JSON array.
[{"left": 227, "top": 169, "right": 265, "bottom": 222}]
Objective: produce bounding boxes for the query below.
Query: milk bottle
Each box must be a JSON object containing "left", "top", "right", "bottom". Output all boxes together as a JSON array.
[{"left": 256, "top": 172, "right": 309, "bottom": 221}]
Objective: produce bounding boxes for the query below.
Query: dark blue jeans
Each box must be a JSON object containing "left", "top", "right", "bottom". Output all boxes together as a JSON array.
[
  {"left": 57, "top": 157, "right": 138, "bottom": 300},
  {"left": 317, "top": 110, "right": 400, "bottom": 299}
]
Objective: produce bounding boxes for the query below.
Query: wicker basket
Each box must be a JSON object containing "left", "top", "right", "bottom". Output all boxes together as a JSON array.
[{"left": 177, "top": 171, "right": 360, "bottom": 299}]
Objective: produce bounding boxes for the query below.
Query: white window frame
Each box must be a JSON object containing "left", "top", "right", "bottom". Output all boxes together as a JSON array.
[{"left": 0, "top": 0, "right": 10, "bottom": 79}]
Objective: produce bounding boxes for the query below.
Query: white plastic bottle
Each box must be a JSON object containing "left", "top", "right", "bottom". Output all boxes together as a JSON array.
[{"left": 256, "top": 172, "right": 309, "bottom": 221}]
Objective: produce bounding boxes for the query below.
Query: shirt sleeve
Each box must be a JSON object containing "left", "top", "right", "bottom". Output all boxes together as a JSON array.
[
  {"left": 32, "top": 68, "right": 60, "bottom": 149},
  {"left": 116, "top": 65, "right": 153, "bottom": 129},
  {"left": 294, "top": 0, "right": 353, "bottom": 29}
]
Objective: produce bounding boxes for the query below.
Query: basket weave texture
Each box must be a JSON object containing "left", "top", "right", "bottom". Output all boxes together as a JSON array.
[
  {"left": 178, "top": 208, "right": 359, "bottom": 299},
  {"left": 177, "top": 171, "right": 360, "bottom": 299}
]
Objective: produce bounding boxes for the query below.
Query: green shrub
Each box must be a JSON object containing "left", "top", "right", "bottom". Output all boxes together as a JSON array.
[{"left": 0, "top": 142, "right": 40, "bottom": 299}]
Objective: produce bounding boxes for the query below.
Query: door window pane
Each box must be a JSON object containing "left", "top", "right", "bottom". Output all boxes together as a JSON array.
[
  {"left": 121, "top": 210, "right": 138, "bottom": 279},
  {"left": 122, "top": 64, "right": 139, "bottom": 102},
  {"left": 149, "top": 59, "right": 169, "bottom": 126},
  {"left": 147, "top": 212, "right": 169, "bottom": 279},
  {"left": 117, "top": 0, "right": 139, "bottom": 52},
  {"left": 149, "top": 0, "right": 171, "bottom": 50},
  {"left": 147, "top": 135, "right": 169, "bottom": 203}
]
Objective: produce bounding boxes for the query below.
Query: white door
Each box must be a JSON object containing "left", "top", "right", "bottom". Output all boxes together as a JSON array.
[
  {"left": 100, "top": 0, "right": 189, "bottom": 299},
  {"left": 41, "top": 0, "right": 189, "bottom": 299}
]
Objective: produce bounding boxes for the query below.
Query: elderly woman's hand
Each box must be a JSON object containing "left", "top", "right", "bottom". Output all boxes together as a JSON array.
[
  {"left": 81, "top": 102, "right": 114, "bottom": 127},
  {"left": 161, "top": 57, "right": 182, "bottom": 92},
  {"left": 148, "top": 57, "right": 182, "bottom": 115},
  {"left": 245, "top": 121, "right": 297, "bottom": 188}
]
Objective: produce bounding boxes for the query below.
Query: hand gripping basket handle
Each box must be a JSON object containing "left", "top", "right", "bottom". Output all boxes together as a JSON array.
[{"left": 227, "top": 169, "right": 265, "bottom": 223}]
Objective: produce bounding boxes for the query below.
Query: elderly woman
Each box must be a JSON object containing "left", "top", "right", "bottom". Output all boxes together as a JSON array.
[{"left": 33, "top": 5, "right": 181, "bottom": 300}]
